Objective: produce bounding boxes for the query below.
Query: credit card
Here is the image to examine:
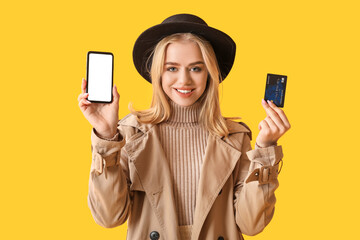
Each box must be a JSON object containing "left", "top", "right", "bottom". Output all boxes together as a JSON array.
[{"left": 264, "top": 73, "right": 287, "bottom": 108}]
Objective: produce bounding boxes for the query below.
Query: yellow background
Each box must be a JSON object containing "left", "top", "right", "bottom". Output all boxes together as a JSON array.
[{"left": 1, "top": 0, "right": 359, "bottom": 239}]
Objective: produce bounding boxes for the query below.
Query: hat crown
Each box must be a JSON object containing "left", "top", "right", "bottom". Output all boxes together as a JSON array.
[{"left": 161, "top": 14, "right": 208, "bottom": 26}]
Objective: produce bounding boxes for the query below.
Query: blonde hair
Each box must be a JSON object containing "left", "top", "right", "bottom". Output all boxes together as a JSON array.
[{"left": 129, "top": 33, "right": 235, "bottom": 138}]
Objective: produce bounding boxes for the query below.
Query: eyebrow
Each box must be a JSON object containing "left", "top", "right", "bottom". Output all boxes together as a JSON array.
[{"left": 164, "top": 61, "right": 205, "bottom": 66}]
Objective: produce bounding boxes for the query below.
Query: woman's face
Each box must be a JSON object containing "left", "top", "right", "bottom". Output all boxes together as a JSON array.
[{"left": 161, "top": 39, "right": 208, "bottom": 107}]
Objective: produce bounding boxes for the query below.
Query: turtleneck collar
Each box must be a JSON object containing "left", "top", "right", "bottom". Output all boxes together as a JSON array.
[{"left": 167, "top": 100, "right": 202, "bottom": 124}]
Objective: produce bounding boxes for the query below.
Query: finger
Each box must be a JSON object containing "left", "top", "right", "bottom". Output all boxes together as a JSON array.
[
  {"left": 259, "top": 119, "right": 270, "bottom": 135},
  {"left": 264, "top": 115, "right": 279, "bottom": 133},
  {"left": 78, "top": 92, "right": 89, "bottom": 102},
  {"left": 78, "top": 95, "right": 90, "bottom": 106},
  {"left": 267, "top": 100, "right": 291, "bottom": 129},
  {"left": 81, "top": 78, "right": 87, "bottom": 94},
  {"left": 113, "top": 84, "right": 120, "bottom": 102},
  {"left": 79, "top": 98, "right": 91, "bottom": 108},
  {"left": 261, "top": 99, "right": 285, "bottom": 127},
  {"left": 78, "top": 92, "right": 85, "bottom": 102},
  {"left": 264, "top": 106, "right": 287, "bottom": 134}
]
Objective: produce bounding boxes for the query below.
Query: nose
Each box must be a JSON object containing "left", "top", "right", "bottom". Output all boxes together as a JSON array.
[{"left": 178, "top": 68, "right": 192, "bottom": 85}]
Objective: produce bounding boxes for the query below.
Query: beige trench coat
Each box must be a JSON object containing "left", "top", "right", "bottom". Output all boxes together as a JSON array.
[{"left": 87, "top": 114, "right": 283, "bottom": 240}]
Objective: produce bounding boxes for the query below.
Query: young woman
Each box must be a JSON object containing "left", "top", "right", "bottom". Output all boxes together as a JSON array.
[{"left": 78, "top": 14, "right": 290, "bottom": 240}]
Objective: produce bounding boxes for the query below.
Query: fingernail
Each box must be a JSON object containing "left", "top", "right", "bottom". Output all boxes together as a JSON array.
[
  {"left": 267, "top": 100, "right": 272, "bottom": 104},
  {"left": 262, "top": 99, "right": 266, "bottom": 104}
]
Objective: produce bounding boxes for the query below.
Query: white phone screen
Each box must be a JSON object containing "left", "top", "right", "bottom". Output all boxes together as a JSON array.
[{"left": 87, "top": 52, "right": 113, "bottom": 102}]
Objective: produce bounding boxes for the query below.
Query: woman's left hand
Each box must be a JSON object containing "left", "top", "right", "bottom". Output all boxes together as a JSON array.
[{"left": 255, "top": 99, "right": 291, "bottom": 148}]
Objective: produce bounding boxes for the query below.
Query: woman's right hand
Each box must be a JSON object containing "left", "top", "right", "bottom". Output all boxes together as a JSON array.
[{"left": 78, "top": 78, "right": 120, "bottom": 139}]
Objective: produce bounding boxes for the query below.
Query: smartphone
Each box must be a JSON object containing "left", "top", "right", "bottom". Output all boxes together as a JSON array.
[
  {"left": 264, "top": 73, "right": 287, "bottom": 108},
  {"left": 86, "top": 51, "right": 114, "bottom": 103}
]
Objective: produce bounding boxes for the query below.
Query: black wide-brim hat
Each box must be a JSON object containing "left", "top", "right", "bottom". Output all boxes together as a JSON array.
[{"left": 132, "top": 13, "right": 236, "bottom": 83}]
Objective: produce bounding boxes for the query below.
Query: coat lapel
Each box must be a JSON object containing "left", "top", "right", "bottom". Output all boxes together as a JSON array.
[
  {"left": 191, "top": 133, "right": 242, "bottom": 240},
  {"left": 125, "top": 124, "right": 180, "bottom": 239}
]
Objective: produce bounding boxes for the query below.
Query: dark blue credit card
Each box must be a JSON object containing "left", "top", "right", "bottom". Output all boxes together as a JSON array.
[{"left": 264, "top": 73, "right": 287, "bottom": 108}]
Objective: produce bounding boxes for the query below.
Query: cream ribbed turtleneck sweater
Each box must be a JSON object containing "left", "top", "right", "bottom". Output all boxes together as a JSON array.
[{"left": 158, "top": 100, "right": 209, "bottom": 236}]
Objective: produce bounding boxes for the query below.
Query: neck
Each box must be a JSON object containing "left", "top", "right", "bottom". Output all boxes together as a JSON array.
[{"left": 167, "top": 100, "right": 201, "bottom": 124}]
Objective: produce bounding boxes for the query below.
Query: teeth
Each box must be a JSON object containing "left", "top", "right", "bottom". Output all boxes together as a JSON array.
[{"left": 176, "top": 89, "right": 192, "bottom": 93}]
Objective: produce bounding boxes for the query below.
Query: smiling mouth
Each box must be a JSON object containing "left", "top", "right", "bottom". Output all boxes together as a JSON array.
[{"left": 175, "top": 89, "right": 194, "bottom": 93}]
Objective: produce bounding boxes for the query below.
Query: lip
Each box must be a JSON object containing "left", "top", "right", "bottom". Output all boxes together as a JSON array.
[{"left": 174, "top": 88, "right": 194, "bottom": 91}]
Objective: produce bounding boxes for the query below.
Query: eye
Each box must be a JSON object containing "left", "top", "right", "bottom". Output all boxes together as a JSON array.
[
  {"left": 190, "top": 66, "right": 202, "bottom": 72},
  {"left": 167, "top": 67, "right": 178, "bottom": 72}
]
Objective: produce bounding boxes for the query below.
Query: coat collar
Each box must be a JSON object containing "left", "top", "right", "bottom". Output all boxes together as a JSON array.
[
  {"left": 119, "top": 113, "right": 251, "bottom": 136},
  {"left": 121, "top": 114, "right": 250, "bottom": 239}
]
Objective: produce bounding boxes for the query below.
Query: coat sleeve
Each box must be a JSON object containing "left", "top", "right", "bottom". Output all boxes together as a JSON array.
[
  {"left": 87, "top": 126, "right": 132, "bottom": 228},
  {"left": 233, "top": 133, "right": 283, "bottom": 236}
]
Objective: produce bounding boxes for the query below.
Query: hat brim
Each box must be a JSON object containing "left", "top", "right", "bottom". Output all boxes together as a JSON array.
[{"left": 133, "top": 22, "right": 236, "bottom": 83}]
